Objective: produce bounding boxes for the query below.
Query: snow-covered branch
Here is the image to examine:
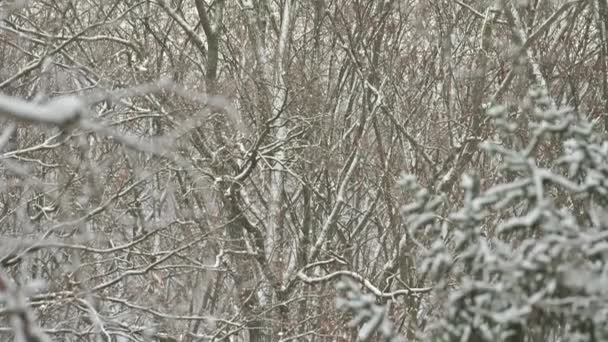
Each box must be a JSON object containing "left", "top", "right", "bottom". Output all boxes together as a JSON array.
[{"left": 0, "top": 94, "right": 84, "bottom": 126}]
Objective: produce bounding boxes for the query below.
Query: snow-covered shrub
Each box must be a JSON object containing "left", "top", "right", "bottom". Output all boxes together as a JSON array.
[
  {"left": 419, "top": 87, "right": 608, "bottom": 341},
  {"left": 336, "top": 278, "right": 397, "bottom": 342},
  {"left": 338, "top": 86, "right": 608, "bottom": 341}
]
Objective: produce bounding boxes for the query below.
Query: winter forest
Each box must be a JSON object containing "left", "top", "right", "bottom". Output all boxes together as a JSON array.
[{"left": 1, "top": 0, "right": 607, "bottom": 341}]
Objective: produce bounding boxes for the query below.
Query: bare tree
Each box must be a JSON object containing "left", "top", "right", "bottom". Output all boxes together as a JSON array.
[{"left": 0, "top": 0, "right": 605, "bottom": 341}]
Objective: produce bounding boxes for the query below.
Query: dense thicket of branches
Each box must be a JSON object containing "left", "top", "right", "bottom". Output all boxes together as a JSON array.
[{"left": 0, "top": 0, "right": 606, "bottom": 341}]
